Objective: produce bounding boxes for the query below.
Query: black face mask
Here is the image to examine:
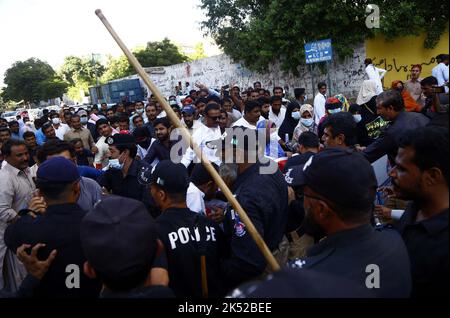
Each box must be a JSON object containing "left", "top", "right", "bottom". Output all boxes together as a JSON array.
[{"left": 138, "top": 140, "right": 150, "bottom": 149}]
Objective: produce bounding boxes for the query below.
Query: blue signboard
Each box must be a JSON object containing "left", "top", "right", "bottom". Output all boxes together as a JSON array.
[{"left": 304, "top": 39, "right": 332, "bottom": 64}]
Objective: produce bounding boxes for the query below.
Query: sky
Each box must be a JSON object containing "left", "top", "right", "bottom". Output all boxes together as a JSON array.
[{"left": 0, "top": 0, "right": 221, "bottom": 86}]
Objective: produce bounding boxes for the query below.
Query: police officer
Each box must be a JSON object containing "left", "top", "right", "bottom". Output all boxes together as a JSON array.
[
  {"left": 139, "top": 160, "right": 226, "bottom": 297},
  {"left": 80, "top": 196, "right": 174, "bottom": 298},
  {"left": 248, "top": 148, "right": 411, "bottom": 297},
  {"left": 5, "top": 157, "right": 101, "bottom": 298},
  {"left": 98, "top": 134, "right": 156, "bottom": 216},
  {"left": 218, "top": 126, "right": 289, "bottom": 290}
]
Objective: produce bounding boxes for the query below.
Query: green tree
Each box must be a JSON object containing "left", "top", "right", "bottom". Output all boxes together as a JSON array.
[
  {"left": 101, "top": 55, "right": 134, "bottom": 83},
  {"left": 200, "top": 0, "right": 449, "bottom": 74},
  {"left": 101, "top": 38, "right": 189, "bottom": 82},
  {"left": 59, "top": 55, "right": 105, "bottom": 86},
  {"left": 38, "top": 78, "right": 69, "bottom": 100},
  {"left": 1, "top": 58, "right": 67, "bottom": 103},
  {"left": 187, "top": 42, "right": 207, "bottom": 61}
]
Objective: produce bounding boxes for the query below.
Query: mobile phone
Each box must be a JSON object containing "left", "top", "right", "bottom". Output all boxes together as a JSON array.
[
  {"left": 431, "top": 86, "right": 445, "bottom": 94},
  {"left": 221, "top": 84, "right": 230, "bottom": 90}
]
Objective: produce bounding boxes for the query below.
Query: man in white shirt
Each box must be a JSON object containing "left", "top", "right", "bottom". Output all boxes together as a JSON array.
[
  {"left": 0, "top": 139, "right": 33, "bottom": 289},
  {"left": 432, "top": 54, "right": 449, "bottom": 93},
  {"left": 181, "top": 103, "right": 223, "bottom": 167},
  {"left": 50, "top": 113, "right": 69, "bottom": 140},
  {"left": 181, "top": 105, "right": 203, "bottom": 135},
  {"left": 268, "top": 96, "right": 286, "bottom": 128},
  {"left": 313, "top": 82, "right": 327, "bottom": 125},
  {"left": 94, "top": 119, "right": 117, "bottom": 169},
  {"left": 232, "top": 100, "right": 265, "bottom": 129},
  {"left": 364, "top": 58, "right": 387, "bottom": 94}
]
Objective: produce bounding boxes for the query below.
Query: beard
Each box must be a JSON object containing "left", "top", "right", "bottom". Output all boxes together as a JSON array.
[{"left": 302, "top": 208, "right": 326, "bottom": 242}]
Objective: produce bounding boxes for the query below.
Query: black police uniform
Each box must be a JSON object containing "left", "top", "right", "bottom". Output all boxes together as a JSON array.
[
  {"left": 221, "top": 161, "right": 288, "bottom": 290},
  {"left": 98, "top": 135, "right": 156, "bottom": 216},
  {"left": 288, "top": 224, "right": 412, "bottom": 297},
  {"left": 396, "top": 203, "right": 449, "bottom": 297},
  {"left": 5, "top": 204, "right": 102, "bottom": 298},
  {"left": 4, "top": 157, "right": 102, "bottom": 298},
  {"left": 156, "top": 208, "right": 226, "bottom": 297},
  {"left": 230, "top": 267, "right": 375, "bottom": 298}
]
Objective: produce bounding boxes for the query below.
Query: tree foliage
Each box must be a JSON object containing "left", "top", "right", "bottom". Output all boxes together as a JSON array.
[
  {"left": 187, "top": 42, "right": 207, "bottom": 61},
  {"left": 1, "top": 58, "right": 67, "bottom": 103},
  {"left": 59, "top": 55, "right": 105, "bottom": 86},
  {"left": 200, "top": 0, "right": 449, "bottom": 74},
  {"left": 102, "top": 38, "right": 189, "bottom": 82}
]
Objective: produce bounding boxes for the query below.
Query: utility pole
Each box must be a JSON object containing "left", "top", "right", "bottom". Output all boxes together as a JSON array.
[{"left": 92, "top": 53, "right": 100, "bottom": 86}]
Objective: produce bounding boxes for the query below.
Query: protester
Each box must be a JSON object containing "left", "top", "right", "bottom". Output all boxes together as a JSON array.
[
  {"left": 420, "top": 76, "right": 449, "bottom": 127},
  {"left": 321, "top": 112, "right": 357, "bottom": 149},
  {"left": 364, "top": 58, "right": 387, "bottom": 94},
  {"left": 133, "top": 127, "right": 154, "bottom": 160},
  {"left": 64, "top": 114, "right": 98, "bottom": 155},
  {"left": 94, "top": 119, "right": 116, "bottom": 169},
  {"left": 405, "top": 64, "right": 424, "bottom": 105},
  {"left": 4, "top": 157, "right": 102, "bottom": 298},
  {"left": 23, "top": 131, "right": 38, "bottom": 167},
  {"left": 232, "top": 100, "right": 262, "bottom": 129},
  {"left": 389, "top": 127, "right": 448, "bottom": 297},
  {"left": 362, "top": 90, "right": 429, "bottom": 164},
  {"left": 181, "top": 105, "right": 202, "bottom": 135},
  {"left": 35, "top": 139, "right": 102, "bottom": 212},
  {"left": 391, "top": 80, "right": 421, "bottom": 112},
  {"left": 313, "top": 82, "right": 327, "bottom": 124},
  {"left": 9, "top": 121, "right": 22, "bottom": 140},
  {"left": 278, "top": 102, "right": 301, "bottom": 143},
  {"left": 0, "top": 139, "right": 33, "bottom": 290},
  {"left": 49, "top": 112, "right": 69, "bottom": 140},
  {"left": 292, "top": 104, "right": 317, "bottom": 143},
  {"left": 143, "top": 117, "right": 176, "bottom": 165},
  {"left": 431, "top": 54, "right": 449, "bottom": 92},
  {"left": 71, "top": 138, "right": 94, "bottom": 167},
  {"left": 283, "top": 131, "right": 319, "bottom": 173},
  {"left": 268, "top": 96, "right": 286, "bottom": 128},
  {"left": 181, "top": 103, "right": 223, "bottom": 167}
]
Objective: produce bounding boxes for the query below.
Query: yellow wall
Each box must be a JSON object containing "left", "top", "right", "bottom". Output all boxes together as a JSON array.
[{"left": 365, "top": 26, "right": 449, "bottom": 89}]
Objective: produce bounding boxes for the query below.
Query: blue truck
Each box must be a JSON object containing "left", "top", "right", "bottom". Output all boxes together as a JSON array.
[{"left": 89, "top": 78, "right": 145, "bottom": 104}]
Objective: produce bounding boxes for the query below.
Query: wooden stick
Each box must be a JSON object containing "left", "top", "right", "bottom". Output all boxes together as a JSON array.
[
  {"left": 95, "top": 9, "right": 280, "bottom": 272},
  {"left": 200, "top": 255, "right": 208, "bottom": 298}
]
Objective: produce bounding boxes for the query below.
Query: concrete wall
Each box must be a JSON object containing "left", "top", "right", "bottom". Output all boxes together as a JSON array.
[
  {"left": 129, "top": 27, "right": 448, "bottom": 101},
  {"left": 133, "top": 43, "right": 367, "bottom": 101},
  {"left": 365, "top": 26, "right": 449, "bottom": 89}
]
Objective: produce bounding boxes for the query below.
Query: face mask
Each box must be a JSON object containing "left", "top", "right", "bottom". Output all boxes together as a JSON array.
[
  {"left": 291, "top": 111, "right": 301, "bottom": 120},
  {"left": 301, "top": 117, "right": 314, "bottom": 127},
  {"left": 136, "top": 108, "right": 144, "bottom": 114},
  {"left": 353, "top": 114, "right": 362, "bottom": 123},
  {"left": 80, "top": 117, "right": 88, "bottom": 124},
  {"left": 328, "top": 108, "right": 341, "bottom": 115},
  {"left": 138, "top": 140, "right": 150, "bottom": 149},
  {"left": 108, "top": 158, "right": 123, "bottom": 170},
  {"left": 52, "top": 118, "right": 61, "bottom": 125}
]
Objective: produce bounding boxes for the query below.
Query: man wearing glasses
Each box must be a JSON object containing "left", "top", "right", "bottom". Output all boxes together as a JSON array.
[{"left": 181, "top": 103, "right": 222, "bottom": 168}]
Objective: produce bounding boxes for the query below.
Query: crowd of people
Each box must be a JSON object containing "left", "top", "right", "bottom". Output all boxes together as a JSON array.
[{"left": 0, "top": 54, "right": 448, "bottom": 298}]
